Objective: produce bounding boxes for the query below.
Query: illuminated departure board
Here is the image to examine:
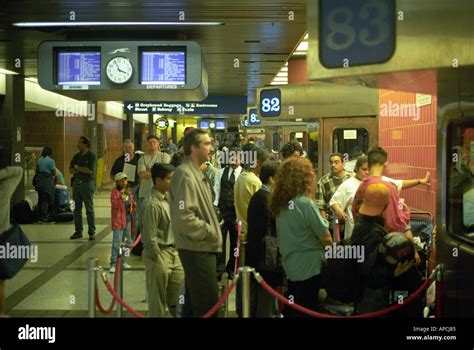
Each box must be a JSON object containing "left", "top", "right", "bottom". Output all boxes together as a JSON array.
[
  {"left": 141, "top": 51, "right": 185, "bottom": 85},
  {"left": 57, "top": 52, "right": 101, "bottom": 85}
]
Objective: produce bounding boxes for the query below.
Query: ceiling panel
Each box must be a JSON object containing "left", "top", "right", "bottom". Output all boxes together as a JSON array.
[{"left": 1, "top": 0, "right": 306, "bottom": 105}]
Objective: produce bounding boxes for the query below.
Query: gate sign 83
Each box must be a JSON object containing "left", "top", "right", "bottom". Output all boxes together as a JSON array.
[
  {"left": 319, "top": 0, "right": 395, "bottom": 68},
  {"left": 248, "top": 108, "right": 261, "bottom": 125},
  {"left": 259, "top": 89, "right": 281, "bottom": 117}
]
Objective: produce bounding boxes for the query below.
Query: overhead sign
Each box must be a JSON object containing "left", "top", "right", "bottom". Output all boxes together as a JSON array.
[
  {"left": 248, "top": 108, "right": 261, "bottom": 125},
  {"left": 259, "top": 89, "right": 281, "bottom": 117},
  {"left": 319, "top": 0, "right": 395, "bottom": 68},
  {"left": 124, "top": 96, "right": 246, "bottom": 114},
  {"left": 155, "top": 118, "right": 169, "bottom": 131}
]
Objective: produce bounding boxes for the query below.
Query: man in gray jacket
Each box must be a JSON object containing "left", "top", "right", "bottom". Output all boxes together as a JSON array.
[{"left": 169, "top": 128, "right": 222, "bottom": 317}]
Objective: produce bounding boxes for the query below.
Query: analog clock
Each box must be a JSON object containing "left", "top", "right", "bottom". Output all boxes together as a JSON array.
[{"left": 106, "top": 57, "right": 133, "bottom": 84}]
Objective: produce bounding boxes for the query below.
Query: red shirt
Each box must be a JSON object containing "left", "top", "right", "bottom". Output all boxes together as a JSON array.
[{"left": 352, "top": 176, "right": 410, "bottom": 232}]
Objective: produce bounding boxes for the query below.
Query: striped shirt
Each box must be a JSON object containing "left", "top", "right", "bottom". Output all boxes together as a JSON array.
[{"left": 315, "top": 171, "right": 352, "bottom": 213}]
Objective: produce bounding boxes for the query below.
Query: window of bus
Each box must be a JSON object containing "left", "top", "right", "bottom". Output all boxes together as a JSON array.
[
  {"left": 332, "top": 128, "right": 369, "bottom": 161},
  {"left": 447, "top": 120, "right": 474, "bottom": 241}
]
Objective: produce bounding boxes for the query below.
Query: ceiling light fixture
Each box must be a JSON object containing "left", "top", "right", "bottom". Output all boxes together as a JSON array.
[
  {"left": 0, "top": 68, "right": 19, "bottom": 75},
  {"left": 12, "top": 21, "right": 225, "bottom": 28}
]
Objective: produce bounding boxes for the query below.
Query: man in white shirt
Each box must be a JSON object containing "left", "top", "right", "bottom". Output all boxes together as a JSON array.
[
  {"left": 138, "top": 135, "right": 171, "bottom": 202},
  {"left": 330, "top": 155, "right": 431, "bottom": 239},
  {"left": 213, "top": 146, "right": 243, "bottom": 280}
]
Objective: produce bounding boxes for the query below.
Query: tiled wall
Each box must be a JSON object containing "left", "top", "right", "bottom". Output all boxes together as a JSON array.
[
  {"left": 24, "top": 111, "right": 67, "bottom": 180},
  {"left": 63, "top": 117, "right": 87, "bottom": 185},
  {"left": 25, "top": 112, "right": 125, "bottom": 186},
  {"left": 378, "top": 71, "right": 437, "bottom": 216}
]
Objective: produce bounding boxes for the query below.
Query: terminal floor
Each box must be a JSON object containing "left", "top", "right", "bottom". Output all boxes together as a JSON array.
[{"left": 5, "top": 187, "right": 237, "bottom": 318}]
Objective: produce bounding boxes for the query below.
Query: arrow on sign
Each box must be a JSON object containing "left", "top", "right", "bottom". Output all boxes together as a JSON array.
[{"left": 127, "top": 104, "right": 133, "bottom": 111}]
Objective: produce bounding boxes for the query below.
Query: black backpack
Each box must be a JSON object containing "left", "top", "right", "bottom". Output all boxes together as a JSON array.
[
  {"left": 12, "top": 200, "right": 37, "bottom": 224},
  {"left": 322, "top": 239, "right": 361, "bottom": 303}
]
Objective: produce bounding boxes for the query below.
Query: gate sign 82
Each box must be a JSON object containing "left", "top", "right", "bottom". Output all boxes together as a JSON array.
[
  {"left": 248, "top": 108, "right": 261, "bottom": 125},
  {"left": 259, "top": 89, "right": 281, "bottom": 117},
  {"left": 319, "top": 0, "right": 395, "bottom": 68}
]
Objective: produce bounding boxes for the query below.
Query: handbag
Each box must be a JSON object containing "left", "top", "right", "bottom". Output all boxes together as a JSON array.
[
  {"left": 0, "top": 224, "right": 31, "bottom": 280},
  {"left": 258, "top": 217, "right": 283, "bottom": 273}
]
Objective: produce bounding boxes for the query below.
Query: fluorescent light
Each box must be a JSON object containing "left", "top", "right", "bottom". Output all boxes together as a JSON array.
[
  {"left": 273, "top": 77, "right": 287, "bottom": 82},
  {"left": 0, "top": 68, "right": 19, "bottom": 75},
  {"left": 296, "top": 41, "right": 308, "bottom": 51},
  {"left": 281, "top": 67, "right": 288, "bottom": 72},
  {"left": 270, "top": 81, "right": 287, "bottom": 85},
  {"left": 12, "top": 21, "right": 224, "bottom": 27},
  {"left": 293, "top": 51, "right": 306, "bottom": 56},
  {"left": 277, "top": 72, "right": 288, "bottom": 77},
  {"left": 304, "top": 33, "right": 309, "bottom": 40}
]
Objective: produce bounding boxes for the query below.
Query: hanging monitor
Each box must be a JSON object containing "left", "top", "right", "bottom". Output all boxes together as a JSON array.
[
  {"left": 199, "top": 120, "right": 210, "bottom": 129},
  {"left": 216, "top": 121, "right": 227, "bottom": 130},
  {"left": 56, "top": 49, "right": 101, "bottom": 86},
  {"left": 140, "top": 47, "right": 186, "bottom": 85}
]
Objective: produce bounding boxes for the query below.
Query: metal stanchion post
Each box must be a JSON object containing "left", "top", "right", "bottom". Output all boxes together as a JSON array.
[
  {"left": 239, "top": 266, "right": 254, "bottom": 318},
  {"left": 116, "top": 244, "right": 124, "bottom": 318},
  {"left": 87, "top": 257, "right": 98, "bottom": 318}
]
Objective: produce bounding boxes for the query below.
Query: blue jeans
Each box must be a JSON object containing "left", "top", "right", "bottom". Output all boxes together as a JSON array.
[
  {"left": 73, "top": 181, "right": 96, "bottom": 235},
  {"left": 110, "top": 222, "right": 132, "bottom": 266}
]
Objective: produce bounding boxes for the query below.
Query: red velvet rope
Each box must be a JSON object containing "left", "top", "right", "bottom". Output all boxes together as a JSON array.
[
  {"left": 202, "top": 282, "right": 236, "bottom": 318},
  {"left": 258, "top": 276, "right": 433, "bottom": 318},
  {"left": 95, "top": 257, "right": 121, "bottom": 315}
]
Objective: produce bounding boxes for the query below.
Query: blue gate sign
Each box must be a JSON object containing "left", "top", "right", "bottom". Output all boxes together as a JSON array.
[
  {"left": 319, "top": 0, "right": 395, "bottom": 68},
  {"left": 248, "top": 108, "right": 261, "bottom": 125},
  {"left": 260, "top": 89, "right": 281, "bottom": 117}
]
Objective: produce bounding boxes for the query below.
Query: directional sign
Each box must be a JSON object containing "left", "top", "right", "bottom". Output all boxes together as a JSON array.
[
  {"left": 259, "top": 89, "right": 281, "bottom": 117},
  {"left": 319, "top": 0, "right": 395, "bottom": 68},
  {"left": 248, "top": 108, "right": 261, "bottom": 125},
  {"left": 124, "top": 96, "right": 247, "bottom": 114}
]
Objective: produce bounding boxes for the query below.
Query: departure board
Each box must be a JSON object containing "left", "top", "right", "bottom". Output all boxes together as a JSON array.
[
  {"left": 57, "top": 52, "right": 101, "bottom": 85},
  {"left": 141, "top": 51, "right": 185, "bottom": 85},
  {"left": 216, "top": 121, "right": 226, "bottom": 130}
]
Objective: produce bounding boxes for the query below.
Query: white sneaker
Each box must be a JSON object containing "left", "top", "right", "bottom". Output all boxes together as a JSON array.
[
  {"left": 122, "top": 263, "right": 131, "bottom": 270},
  {"left": 109, "top": 266, "right": 116, "bottom": 273}
]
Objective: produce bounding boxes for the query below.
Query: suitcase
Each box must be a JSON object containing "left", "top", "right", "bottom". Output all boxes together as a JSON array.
[{"left": 52, "top": 211, "right": 74, "bottom": 222}]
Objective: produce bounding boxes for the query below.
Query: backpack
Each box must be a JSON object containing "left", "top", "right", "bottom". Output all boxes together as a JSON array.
[
  {"left": 322, "top": 239, "right": 360, "bottom": 303},
  {"left": 12, "top": 200, "right": 37, "bottom": 224}
]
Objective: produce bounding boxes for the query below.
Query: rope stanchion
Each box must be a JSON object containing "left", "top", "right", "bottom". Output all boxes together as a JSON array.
[
  {"left": 99, "top": 270, "right": 146, "bottom": 318},
  {"left": 202, "top": 280, "right": 238, "bottom": 318},
  {"left": 130, "top": 234, "right": 141, "bottom": 249},
  {"left": 95, "top": 257, "right": 121, "bottom": 315},
  {"left": 233, "top": 221, "right": 242, "bottom": 275},
  {"left": 255, "top": 272, "right": 434, "bottom": 318},
  {"left": 434, "top": 265, "right": 443, "bottom": 317}
]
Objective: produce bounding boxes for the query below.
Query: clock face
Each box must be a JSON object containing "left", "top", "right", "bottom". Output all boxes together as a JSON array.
[{"left": 106, "top": 57, "right": 133, "bottom": 84}]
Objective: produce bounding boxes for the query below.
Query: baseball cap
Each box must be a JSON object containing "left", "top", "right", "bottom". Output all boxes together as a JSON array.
[
  {"left": 359, "top": 183, "right": 390, "bottom": 216},
  {"left": 114, "top": 172, "right": 128, "bottom": 181}
]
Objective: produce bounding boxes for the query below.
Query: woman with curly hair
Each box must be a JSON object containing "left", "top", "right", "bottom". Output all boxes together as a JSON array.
[{"left": 270, "top": 157, "right": 332, "bottom": 317}]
